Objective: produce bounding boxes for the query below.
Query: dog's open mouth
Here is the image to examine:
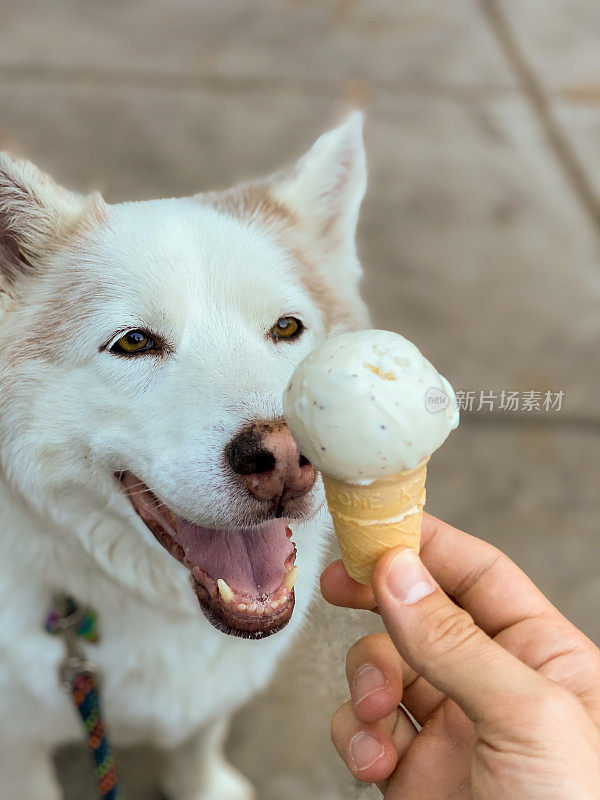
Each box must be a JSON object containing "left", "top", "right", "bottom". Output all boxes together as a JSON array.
[{"left": 119, "top": 472, "right": 297, "bottom": 639}]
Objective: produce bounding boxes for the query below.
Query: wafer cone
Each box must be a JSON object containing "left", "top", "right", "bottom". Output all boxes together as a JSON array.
[{"left": 323, "top": 460, "right": 428, "bottom": 585}]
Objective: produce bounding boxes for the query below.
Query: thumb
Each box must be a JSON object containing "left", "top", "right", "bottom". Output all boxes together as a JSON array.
[{"left": 371, "top": 548, "right": 545, "bottom": 726}]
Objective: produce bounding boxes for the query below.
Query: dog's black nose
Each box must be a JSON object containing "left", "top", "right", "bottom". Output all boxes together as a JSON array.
[{"left": 226, "top": 420, "right": 316, "bottom": 503}]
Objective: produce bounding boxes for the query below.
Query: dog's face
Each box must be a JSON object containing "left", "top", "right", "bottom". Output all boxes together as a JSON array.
[{"left": 0, "top": 115, "right": 368, "bottom": 638}]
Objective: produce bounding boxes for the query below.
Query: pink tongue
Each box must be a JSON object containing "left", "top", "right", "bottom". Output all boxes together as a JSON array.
[{"left": 175, "top": 518, "right": 294, "bottom": 598}]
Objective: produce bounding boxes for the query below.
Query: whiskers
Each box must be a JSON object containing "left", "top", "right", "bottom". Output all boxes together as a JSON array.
[
  {"left": 118, "top": 474, "right": 150, "bottom": 497},
  {"left": 123, "top": 485, "right": 152, "bottom": 498},
  {"left": 118, "top": 474, "right": 171, "bottom": 514},
  {"left": 148, "top": 495, "right": 166, "bottom": 511}
]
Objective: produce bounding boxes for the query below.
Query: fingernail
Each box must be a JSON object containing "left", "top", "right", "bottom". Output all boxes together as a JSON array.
[
  {"left": 385, "top": 549, "right": 436, "bottom": 604},
  {"left": 350, "top": 731, "right": 385, "bottom": 772},
  {"left": 352, "top": 664, "right": 387, "bottom": 706}
]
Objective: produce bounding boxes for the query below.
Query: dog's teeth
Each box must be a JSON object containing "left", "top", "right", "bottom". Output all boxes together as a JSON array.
[
  {"left": 237, "top": 603, "right": 247, "bottom": 612},
  {"left": 270, "top": 599, "right": 280, "bottom": 609},
  {"left": 248, "top": 603, "right": 257, "bottom": 613},
  {"left": 217, "top": 579, "right": 234, "bottom": 604},
  {"left": 284, "top": 566, "right": 298, "bottom": 591}
]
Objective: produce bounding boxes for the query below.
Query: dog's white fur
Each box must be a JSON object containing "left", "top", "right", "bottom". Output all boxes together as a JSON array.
[{"left": 0, "top": 114, "right": 368, "bottom": 799}]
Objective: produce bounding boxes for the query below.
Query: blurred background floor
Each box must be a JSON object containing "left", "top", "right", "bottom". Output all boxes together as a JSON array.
[{"left": 2, "top": 1, "right": 600, "bottom": 798}]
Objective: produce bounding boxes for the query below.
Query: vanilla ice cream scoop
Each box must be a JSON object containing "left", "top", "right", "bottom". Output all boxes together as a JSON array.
[{"left": 283, "top": 329, "right": 458, "bottom": 484}]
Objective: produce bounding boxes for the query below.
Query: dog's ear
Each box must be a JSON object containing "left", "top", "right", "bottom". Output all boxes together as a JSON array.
[
  {"left": 273, "top": 112, "right": 366, "bottom": 250},
  {"left": 0, "top": 153, "right": 90, "bottom": 293}
]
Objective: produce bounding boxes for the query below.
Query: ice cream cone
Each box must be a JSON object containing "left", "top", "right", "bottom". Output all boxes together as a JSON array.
[{"left": 323, "top": 460, "right": 428, "bottom": 585}]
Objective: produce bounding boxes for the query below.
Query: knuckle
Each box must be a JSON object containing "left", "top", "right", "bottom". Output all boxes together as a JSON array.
[
  {"left": 452, "top": 547, "right": 506, "bottom": 597},
  {"left": 347, "top": 633, "right": 387, "bottom": 663},
  {"left": 522, "top": 685, "right": 575, "bottom": 728},
  {"left": 362, "top": 631, "right": 389, "bottom": 649},
  {"left": 421, "top": 604, "right": 480, "bottom": 660}
]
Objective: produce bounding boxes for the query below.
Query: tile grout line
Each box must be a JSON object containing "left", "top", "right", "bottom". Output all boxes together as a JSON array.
[
  {"left": 479, "top": 0, "right": 600, "bottom": 233},
  {"left": 0, "top": 62, "right": 519, "bottom": 101}
]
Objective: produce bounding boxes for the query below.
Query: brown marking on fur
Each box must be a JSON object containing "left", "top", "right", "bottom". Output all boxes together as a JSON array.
[
  {"left": 7, "top": 276, "right": 113, "bottom": 366},
  {"left": 203, "top": 180, "right": 364, "bottom": 334},
  {"left": 4, "top": 195, "right": 110, "bottom": 365},
  {"left": 0, "top": 152, "right": 111, "bottom": 367},
  {"left": 319, "top": 210, "right": 341, "bottom": 242},
  {"left": 66, "top": 193, "right": 109, "bottom": 244},
  {"left": 0, "top": 163, "right": 53, "bottom": 289},
  {"left": 0, "top": 216, "right": 35, "bottom": 288},
  {"left": 203, "top": 182, "right": 297, "bottom": 231},
  {"left": 286, "top": 245, "right": 359, "bottom": 332},
  {"left": 0, "top": 154, "right": 108, "bottom": 302}
]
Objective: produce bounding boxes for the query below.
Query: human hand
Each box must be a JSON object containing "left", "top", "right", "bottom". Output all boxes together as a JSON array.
[{"left": 321, "top": 514, "right": 600, "bottom": 799}]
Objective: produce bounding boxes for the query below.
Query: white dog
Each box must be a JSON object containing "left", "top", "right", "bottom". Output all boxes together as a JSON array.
[{"left": 0, "top": 114, "right": 368, "bottom": 800}]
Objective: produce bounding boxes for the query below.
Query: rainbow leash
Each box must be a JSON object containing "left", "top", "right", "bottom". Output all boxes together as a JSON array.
[{"left": 45, "top": 596, "right": 122, "bottom": 800}]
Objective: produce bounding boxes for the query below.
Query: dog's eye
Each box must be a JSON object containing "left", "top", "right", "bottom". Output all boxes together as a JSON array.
[
  {"left": 110, "top": 330, "right": 156, "bottom": 355},
  {"left": 271, "top": 316, "right": 303, "bottom": 341}
]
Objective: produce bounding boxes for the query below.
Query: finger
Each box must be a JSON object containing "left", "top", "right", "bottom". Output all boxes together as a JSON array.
[
  {"left": 331, "top": 700, "right": 414, "bottom": 784},
  {"left": 320, "top": 559, "right": 377, "bottom": 611},
  {"left": 372, "top": 547, "right": 548, "bottom": 728},
  {"left": 419, "top": 514, "right": 557, "bottom": 636},
  {"left": 494, "top": 614, "right": 600, "bottom": 722},
  {"left": 321, "top": 513, "right": 557, "bottom": 639},
  {"left": 376, "top": 706, "right": 421, "bottom": 797},
  {"left": 346, "top": 633, "right": 407, "bottom": 721},
  {"left": 384, "top": 705, "right": 476, "bottom": 800},
  {"left": 346, "top": 632, "right": 445, "bottom": 725}
]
